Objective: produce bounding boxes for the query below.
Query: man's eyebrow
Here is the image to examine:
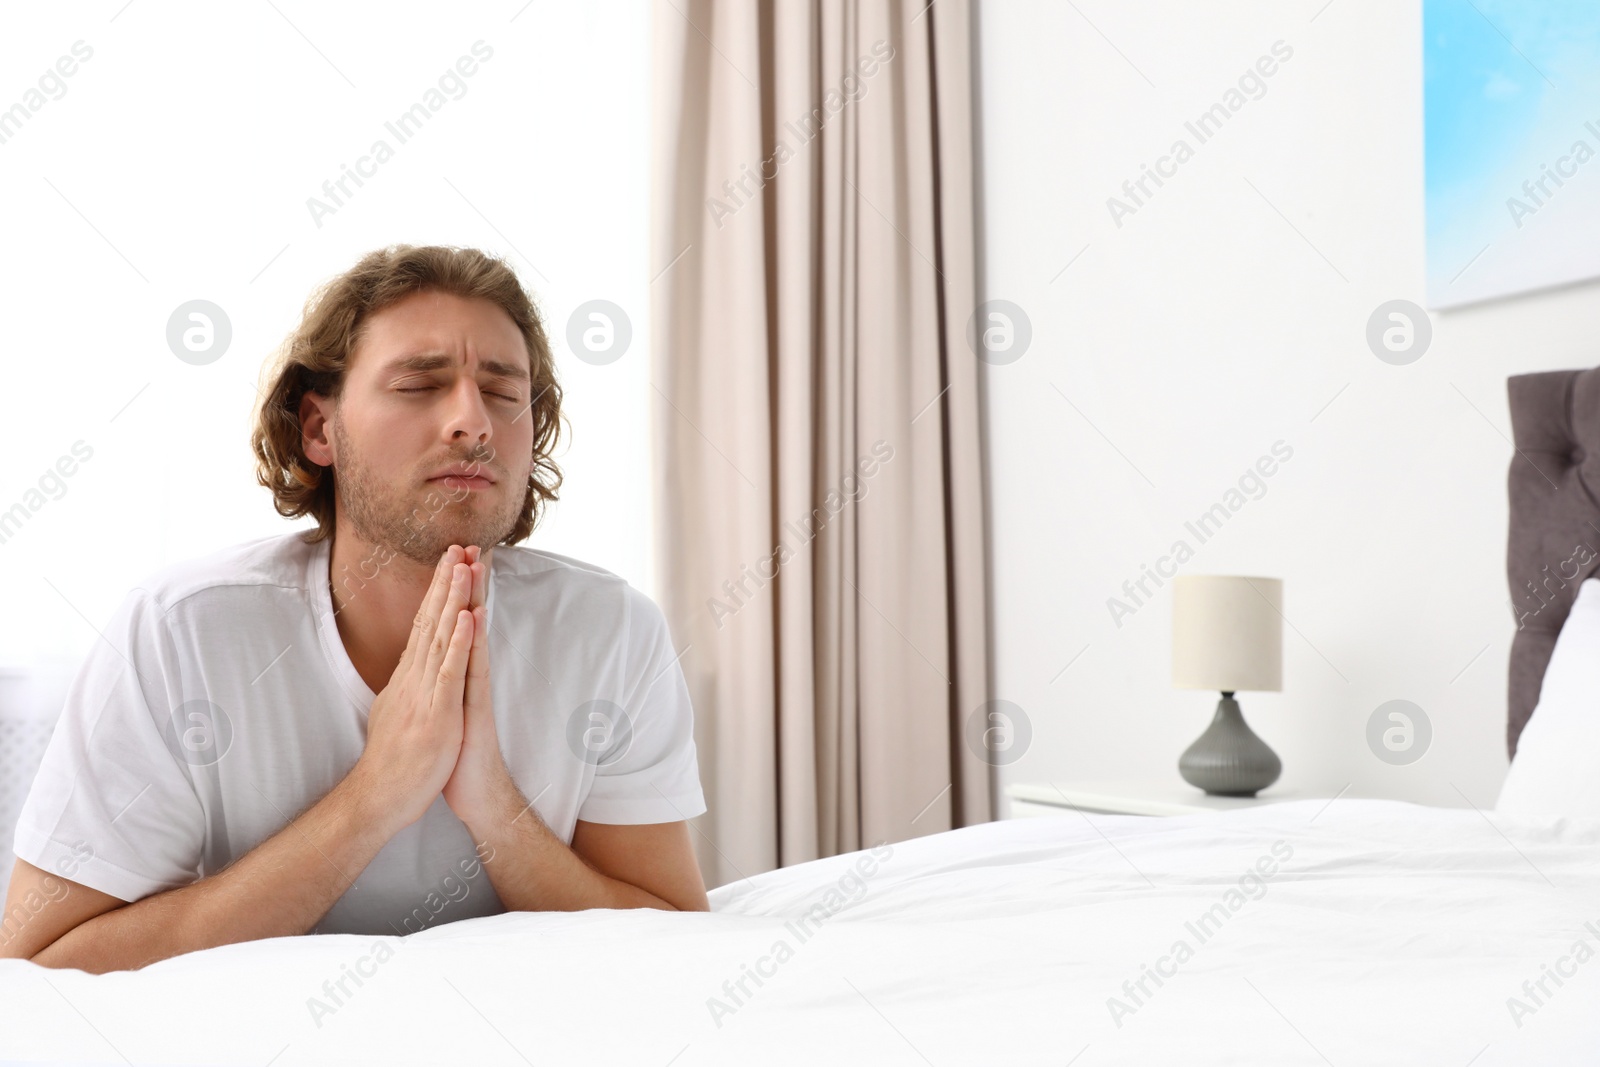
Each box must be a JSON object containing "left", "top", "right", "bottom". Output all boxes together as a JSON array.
[{"left": 383, "top": 353, "right": 531, "bottom": 382}]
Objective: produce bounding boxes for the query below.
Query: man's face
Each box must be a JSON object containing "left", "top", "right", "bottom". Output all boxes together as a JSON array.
[{"left": 326, "top": 289, "right": 537, "bottom": 565}]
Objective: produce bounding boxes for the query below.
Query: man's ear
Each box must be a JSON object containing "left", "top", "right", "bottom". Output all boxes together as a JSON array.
[{"left": 299, "top": 391, "right": 335, "bottom": 468}]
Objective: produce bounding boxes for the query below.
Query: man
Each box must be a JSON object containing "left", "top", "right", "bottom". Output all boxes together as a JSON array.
[{"left": 1, "top": 245, "right": 709, "bottom": 974}]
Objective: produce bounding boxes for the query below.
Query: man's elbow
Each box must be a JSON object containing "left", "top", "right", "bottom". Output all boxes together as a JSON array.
[
  {"left": 634, "top": 886, "right": 709, "bottom": 912},
  {"left": 667, "top": 890, "right": 712, "bottom": 912},
  {"left": 26, "top": 934, "right": 128, "bottom": 974}
]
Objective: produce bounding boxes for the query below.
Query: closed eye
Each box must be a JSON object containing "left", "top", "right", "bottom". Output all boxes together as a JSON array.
[{"left": 397, "top": 386, "right": 520, "bottom": 402}]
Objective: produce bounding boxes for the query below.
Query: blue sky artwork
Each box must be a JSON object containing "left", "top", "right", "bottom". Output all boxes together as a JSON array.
[{"left": 1423, "top": 0, "right": 1600, "bottom": 308}]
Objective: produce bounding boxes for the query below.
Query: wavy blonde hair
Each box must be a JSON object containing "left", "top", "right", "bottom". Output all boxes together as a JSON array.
[{"left": 250, "top": 244, "right": 564, "bottom": 545}]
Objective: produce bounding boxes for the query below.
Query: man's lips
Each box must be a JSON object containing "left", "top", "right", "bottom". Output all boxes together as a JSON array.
[{"left": 428, "top": 473, "right": 495, "bottom": 491}]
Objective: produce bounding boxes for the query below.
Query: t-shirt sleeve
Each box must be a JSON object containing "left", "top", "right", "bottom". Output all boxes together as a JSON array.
[
  {"left": 576, "top": 584, "right": 708, "bottom": 825},
  {"left": 11, "top": 586, "right": 208, "bottom": 902}
]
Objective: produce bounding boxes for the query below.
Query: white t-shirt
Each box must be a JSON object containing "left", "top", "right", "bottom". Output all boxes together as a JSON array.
[{"left": 12, "top": 531, "right": 707, "bottom": 935}]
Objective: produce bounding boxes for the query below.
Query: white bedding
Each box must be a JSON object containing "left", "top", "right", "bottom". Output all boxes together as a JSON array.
[{"left": 3, "top": 798, "right": 1597, "bottom": 1065}]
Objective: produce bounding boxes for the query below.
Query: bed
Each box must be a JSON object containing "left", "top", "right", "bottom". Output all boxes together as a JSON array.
[
  {"left": 4, "top": 370, "right": 1600, "bottom": 1064},
  {"left": 1, "top": 798, "right": 1597, "bottom": 1064}
]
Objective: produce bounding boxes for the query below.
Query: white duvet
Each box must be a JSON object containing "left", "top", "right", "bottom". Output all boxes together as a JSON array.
[{"left": 2, "top": 798, "right": 1597, "bottom": 1065}]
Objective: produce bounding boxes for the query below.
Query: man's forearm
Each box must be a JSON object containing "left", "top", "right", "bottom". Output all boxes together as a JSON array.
[
  {"left": 33, "top": 772, "right": 397, "bottom": 973},
  {"left": 463, "top": 779, "right": 678, "bottom": 913}
]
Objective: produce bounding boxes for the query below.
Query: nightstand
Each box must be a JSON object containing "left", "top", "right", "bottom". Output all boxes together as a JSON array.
[{"left": 1006, "top": 779, "right": 1321, "bottom": 818}]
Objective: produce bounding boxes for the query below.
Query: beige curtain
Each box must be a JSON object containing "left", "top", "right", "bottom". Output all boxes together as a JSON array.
[{"left": 649, "top": 0, "right": 990, "bottom": 890}]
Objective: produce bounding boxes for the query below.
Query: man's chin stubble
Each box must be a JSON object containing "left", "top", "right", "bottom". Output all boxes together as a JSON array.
[
  {"left": 339, "top": 473, "right": 518, "bottom": 567},
  {"left": 330, "top": 417, "right": 518, "bottom": 565},
  {"left": 372, "top": 498, "right": 515, "bottom": 566}
]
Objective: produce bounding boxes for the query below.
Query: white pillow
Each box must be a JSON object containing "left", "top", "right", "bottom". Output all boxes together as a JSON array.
[{"left": 1496, "top": 576, "right": 1600, "bottom": 820}]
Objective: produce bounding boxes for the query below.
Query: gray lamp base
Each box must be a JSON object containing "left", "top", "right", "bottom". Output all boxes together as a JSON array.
[{"left": 1178, "top": 692, "right": 1281, "bottom": 797}]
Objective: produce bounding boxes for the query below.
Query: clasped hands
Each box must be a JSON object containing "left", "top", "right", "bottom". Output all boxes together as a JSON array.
[{"left": 354, "top": 543, "right": 516, "bottom": 835}]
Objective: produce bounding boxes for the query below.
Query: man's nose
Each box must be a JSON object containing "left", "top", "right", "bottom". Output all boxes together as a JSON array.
[{"left": 444, "top": 379, "right": 492, "bottom": 444}]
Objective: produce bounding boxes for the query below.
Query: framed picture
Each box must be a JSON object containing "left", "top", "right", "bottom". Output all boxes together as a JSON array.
[{"left": 1424, "top": 0, "right": 1600, "bottom": 309}]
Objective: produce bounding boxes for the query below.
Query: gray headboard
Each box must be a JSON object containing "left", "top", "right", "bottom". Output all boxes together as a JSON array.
[{"left": 1506, "top": 368, "right": 1600, "bottom": 758}]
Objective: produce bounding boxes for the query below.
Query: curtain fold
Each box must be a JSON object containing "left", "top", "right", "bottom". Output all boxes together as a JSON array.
[{"left": 650, "top": 0, "right": 990, "bottom": 889}]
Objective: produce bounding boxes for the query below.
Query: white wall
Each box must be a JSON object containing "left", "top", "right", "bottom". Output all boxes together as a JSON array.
[
  {"left": 0, "top": 0, "right": 656, "bottom": 677},
  {"left": 976, "top": 0, "right": 1600, "bottom": 808}
]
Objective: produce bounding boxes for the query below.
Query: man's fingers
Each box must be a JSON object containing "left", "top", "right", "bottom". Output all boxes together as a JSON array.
[
  {"left": 407, "top": 546, "right": 463, "bottom": 685},
  {"left": 421, "top": 560, "right": 472, "bottom": 685},
  {"left": 465, "top": 604, "right": 491, "bottom": 704},
  {"left": 434, "top": 607, "right": 473, "bottom": 710},
  {"left": 399, "top": 547, "right": 458, "bottom": 678},
  {"left": 462, "top": 545, "right": 486, "bottom": 610},
  {"left": 424, "top": 547, "right": 465, "bottom": 629},
  {"left": 473, "top": 605, "right": 488, "bottom": 657}
]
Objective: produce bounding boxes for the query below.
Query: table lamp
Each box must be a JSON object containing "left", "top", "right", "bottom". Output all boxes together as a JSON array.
[{"left": 1171, "top": 575, "right": 1283, "bottom": 796}]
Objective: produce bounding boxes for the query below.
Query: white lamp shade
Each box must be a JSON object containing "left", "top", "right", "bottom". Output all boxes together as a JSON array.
[{"left": 1171, "top": 575, "right": 1283, "bottom": 692}]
